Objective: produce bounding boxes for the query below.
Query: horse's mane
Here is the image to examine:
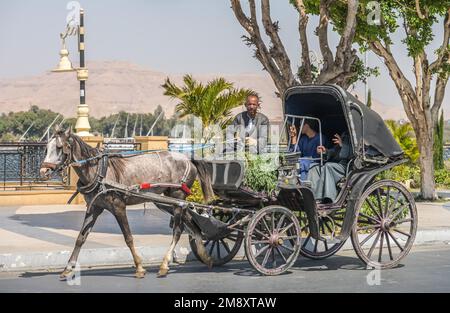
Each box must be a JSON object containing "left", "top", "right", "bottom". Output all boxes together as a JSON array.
[
  {"left": 71, "top": 134, "right": 126, "bottom": 182},
  {"left": 71, "top": 135, "right": 97, "bottom": 158}
]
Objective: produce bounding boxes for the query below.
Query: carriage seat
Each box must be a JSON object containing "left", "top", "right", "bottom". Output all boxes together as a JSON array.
[{"left": 203, "top": 160, "right": 245, "bottom": 191}]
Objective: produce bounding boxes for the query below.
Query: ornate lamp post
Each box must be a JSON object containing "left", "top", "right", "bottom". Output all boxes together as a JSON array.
[{"left": 52, "top": 8, "right": 91, "bottom": 136}]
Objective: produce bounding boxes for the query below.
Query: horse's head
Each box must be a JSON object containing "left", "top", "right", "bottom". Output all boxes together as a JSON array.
[{"left": 39, "top": 126, "right": 73, "bottom": 180}]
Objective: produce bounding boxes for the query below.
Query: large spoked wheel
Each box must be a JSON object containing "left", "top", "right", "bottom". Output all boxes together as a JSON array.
[
  {"left": 189, "top": 210, "right": 244, "bottom": 266},
  {"left": 351, "top": 180, "right": 418, "bottom": 269},
  {"left": 299, "top": 209, "right": 347, "bottom": 260},
  {"left": 245, "top": 206, "right": 301, "bottom": 276}
]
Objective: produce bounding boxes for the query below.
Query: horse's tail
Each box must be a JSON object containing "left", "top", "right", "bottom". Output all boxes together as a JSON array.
[{"left": 191, "top": 160, "right": 214, "bottom": 203}]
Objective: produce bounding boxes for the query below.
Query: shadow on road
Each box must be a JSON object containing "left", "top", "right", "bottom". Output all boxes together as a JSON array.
[
  {"left": 17, "top": 254, "right": 401, "bottom": 280},
  {"left": 9, "top": 209, "right": 172, "bottom": 235},
  {"left": 294, "top": 255, "right": 405, "bottom": 271},
  {"left": 295, "top": 255, "right": 363, "bottom": 271}
]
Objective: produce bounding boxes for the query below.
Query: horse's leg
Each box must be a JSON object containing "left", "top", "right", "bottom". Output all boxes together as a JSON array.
[
  {"left": 183, "top": 210, "right": 214, "bottom": 269},
  {"left": 158, "top": 205, "right": 184, "bottom": 277},
  {"left": 191, "top": 230, "right": 214, "bottom": 269},
  {"left": 185, "top": 162, "right": 213, "bottom": 268},
  {"left": 60, "top": 206, "right": 104, "bottom": 280},
  {"left": 110, "top": 199, "right": 146, "bottom": 278}
]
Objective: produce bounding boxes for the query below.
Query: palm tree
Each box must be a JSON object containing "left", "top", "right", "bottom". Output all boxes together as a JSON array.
[
  {"left": 162, "top": 75, "right": 254, "bottom": 129},
  {"left": 385, "top": 120, "right": 419, "bottom": 163}
]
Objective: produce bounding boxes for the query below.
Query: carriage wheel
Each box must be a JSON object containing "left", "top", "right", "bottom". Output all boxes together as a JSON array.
[
  {"left": 245, "top": 206, "right": 301, "bottom": 276},
  {"left": 299, "top": 209, "right": 346, "bottom": 260},
  {"left": 189, "top": 210, "right": 244, "bottom": 266},
  {"left": 351, "top": 180, "right": 417, "bottom": 269}
]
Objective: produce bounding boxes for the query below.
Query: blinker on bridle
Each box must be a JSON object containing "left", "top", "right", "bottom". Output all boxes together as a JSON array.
[{"left": 44, "top": 134, "right": 74, "bottom": 173}]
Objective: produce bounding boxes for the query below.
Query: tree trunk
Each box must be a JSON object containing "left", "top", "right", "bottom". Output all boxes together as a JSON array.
[{"left": 417, "top": 130, "right": 437, "bottom": 200}]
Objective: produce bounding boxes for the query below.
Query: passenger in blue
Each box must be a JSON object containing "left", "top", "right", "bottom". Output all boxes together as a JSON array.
[{"left": 288, "top": 119, "right": 326, "bottom": 180}]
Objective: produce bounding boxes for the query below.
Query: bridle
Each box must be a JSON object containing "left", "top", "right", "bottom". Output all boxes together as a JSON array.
[
  {"left": 41, "top": 134, "right": 74, "bottom": 175},
  {"left": 40, "top": 133, "right": 108, "bottom": 205}
]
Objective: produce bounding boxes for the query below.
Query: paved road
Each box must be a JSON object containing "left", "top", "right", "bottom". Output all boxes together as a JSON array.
[{"left": 1, "top": 244, "right": 450, "bottom": 293}]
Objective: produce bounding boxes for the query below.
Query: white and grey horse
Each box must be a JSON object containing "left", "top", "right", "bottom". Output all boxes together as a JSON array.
[{"left": 40, "top": 127, "right": 215, "bottom": 278}]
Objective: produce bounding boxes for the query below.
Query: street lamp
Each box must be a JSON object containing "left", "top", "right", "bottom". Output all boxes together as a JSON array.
[{"left": 52, "top": 8, "right": 91, "bottom": 136}]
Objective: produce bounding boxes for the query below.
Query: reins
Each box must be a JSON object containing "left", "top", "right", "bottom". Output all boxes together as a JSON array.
[
  {"left": 63, "top": 139, "right": 220, "bottom": 206},
  {"left": 68, "top": 142, "right": 218, "bottom": 167}
]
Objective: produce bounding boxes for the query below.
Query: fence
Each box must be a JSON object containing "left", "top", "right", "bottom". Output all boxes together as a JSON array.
[{"left": 0, "top": 142, "right": 67, "bottom": 191}]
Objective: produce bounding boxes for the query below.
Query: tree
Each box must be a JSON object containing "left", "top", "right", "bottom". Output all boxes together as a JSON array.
[
  {"left": 230, "top": 0, "right": 378, "bottom": 95},
  {"left": 161, "top": 74, "right": 253, "bottom": 128},
  {"left": 434, "top": 111, "right": 445, "bottom": 170},
  {"left": 231, "top": 0, "right": 449, "bottom": 199},
  {"left": 345, "top": 0, "right": 449, "bottom": 199},
  {"left": 0, "top": 107, "right": 181, "bottom": 142},
  {"left": 366, "top": 88, "right": 372, "bottom": 108},
  {"left": 2, "top": 107, "right": 60, "bottom": 141},
  {"left": 0, "top": 132, "right": 19, "bottom": 142}
]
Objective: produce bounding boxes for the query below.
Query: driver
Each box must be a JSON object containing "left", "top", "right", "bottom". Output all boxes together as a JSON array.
[
  {"left": 307, "top": 131, "right": 353, "bottom": 203},
  {"left": 226, "top": 93, "right": 269, "bottom": 154}
]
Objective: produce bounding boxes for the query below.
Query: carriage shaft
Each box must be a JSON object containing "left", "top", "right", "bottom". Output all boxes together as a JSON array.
[{"left": 102, "top": 180, "right": 255, "bottom": 215}]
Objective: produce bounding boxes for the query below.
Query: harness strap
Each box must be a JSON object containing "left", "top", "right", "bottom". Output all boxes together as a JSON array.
[
  {"left": 179, "top": 159, "right": 192, "bottom": 195},
  {"left": 181, "top": 159, "right": 191, "bottom": 183},
  {"left": 156, "top": 152, "right": 163, "bottom": 180},
  {"left": 98, "top": 154, "right": 109, "bottom": 179},
  {"left": 77, "top": 154, "right": 109, "bottom": 195},
  {"left": 67, "top": 190, "right": 80, "bottom": 204}
]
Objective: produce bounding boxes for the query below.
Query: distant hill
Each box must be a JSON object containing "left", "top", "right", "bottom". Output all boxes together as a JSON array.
[{"left": 0, "top": 60, "right": 408, "bottom": 121}]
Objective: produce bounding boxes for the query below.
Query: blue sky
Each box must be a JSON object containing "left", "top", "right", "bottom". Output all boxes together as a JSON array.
[{"left": 0, "top": 0, "right": 448, "bottom": 116}]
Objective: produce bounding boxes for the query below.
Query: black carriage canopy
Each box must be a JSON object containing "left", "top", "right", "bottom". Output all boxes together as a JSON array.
[{"left": 283, "top": 84, "right": 403, "bottom": 159}]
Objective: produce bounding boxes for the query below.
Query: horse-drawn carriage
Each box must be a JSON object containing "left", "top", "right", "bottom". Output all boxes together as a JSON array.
[
  {"left": 41, "top": 84, "right": 417, "bottom": 278},
  {"left": 181, "top": 84, "right": 417, "bottom": 275}
]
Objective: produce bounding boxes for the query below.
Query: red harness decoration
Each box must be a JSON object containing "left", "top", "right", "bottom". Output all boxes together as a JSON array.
[
  {"left": 138, "top": 182, "right": 191, "bottom": 195},
  {"left": 181, "top": 183, "right": 192, "bottom": 195},
  {"left": 140, "top": 183, "right": 152, "bottom": 190}
]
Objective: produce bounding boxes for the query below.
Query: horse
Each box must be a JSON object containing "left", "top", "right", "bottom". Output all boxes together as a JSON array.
[{"left": 39, "top": 127, "right": 215, "bottom": 279}]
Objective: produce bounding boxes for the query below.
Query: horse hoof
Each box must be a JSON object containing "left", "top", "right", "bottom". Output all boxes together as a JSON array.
[
  {"left": 207, "top": 259, "right": 214, "bottom": 270},
  {"left": 135, "top": 270, "right": 146, "bottom": 279},
  {"left": 157, "top": 268, "right": 169, "bottom": 278},
  {"left": 59, "top": 269, "right": 73, "bottom": 281}
]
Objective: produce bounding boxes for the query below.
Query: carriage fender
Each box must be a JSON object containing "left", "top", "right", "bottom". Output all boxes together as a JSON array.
[
  {"left": 298, "top": 187, "right": 323, "bottom": 240},
  {"left": 278, "top": 187, "right": 322, "bottom": 240}
]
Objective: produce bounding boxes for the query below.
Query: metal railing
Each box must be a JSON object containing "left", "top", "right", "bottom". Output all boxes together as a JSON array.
[{"left": 0, "top": 142, "right": 68, "bottom": 191}]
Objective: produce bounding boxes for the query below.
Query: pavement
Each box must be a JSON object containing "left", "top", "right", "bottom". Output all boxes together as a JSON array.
[
  {"left": 1, "top": 245, "right": 450, "bottom": 292},
  {"left": 1, "top": 200, "right": 450, "bottom": 272}
]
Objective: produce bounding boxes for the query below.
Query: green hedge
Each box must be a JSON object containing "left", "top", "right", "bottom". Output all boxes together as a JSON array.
[{"left": 378, "top": 164, "right": 450, "bottom": 189}]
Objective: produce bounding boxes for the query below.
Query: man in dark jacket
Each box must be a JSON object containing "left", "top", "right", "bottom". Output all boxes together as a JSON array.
[{"left": 226, "top": 93, "right": 270, "bottom": 154}]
